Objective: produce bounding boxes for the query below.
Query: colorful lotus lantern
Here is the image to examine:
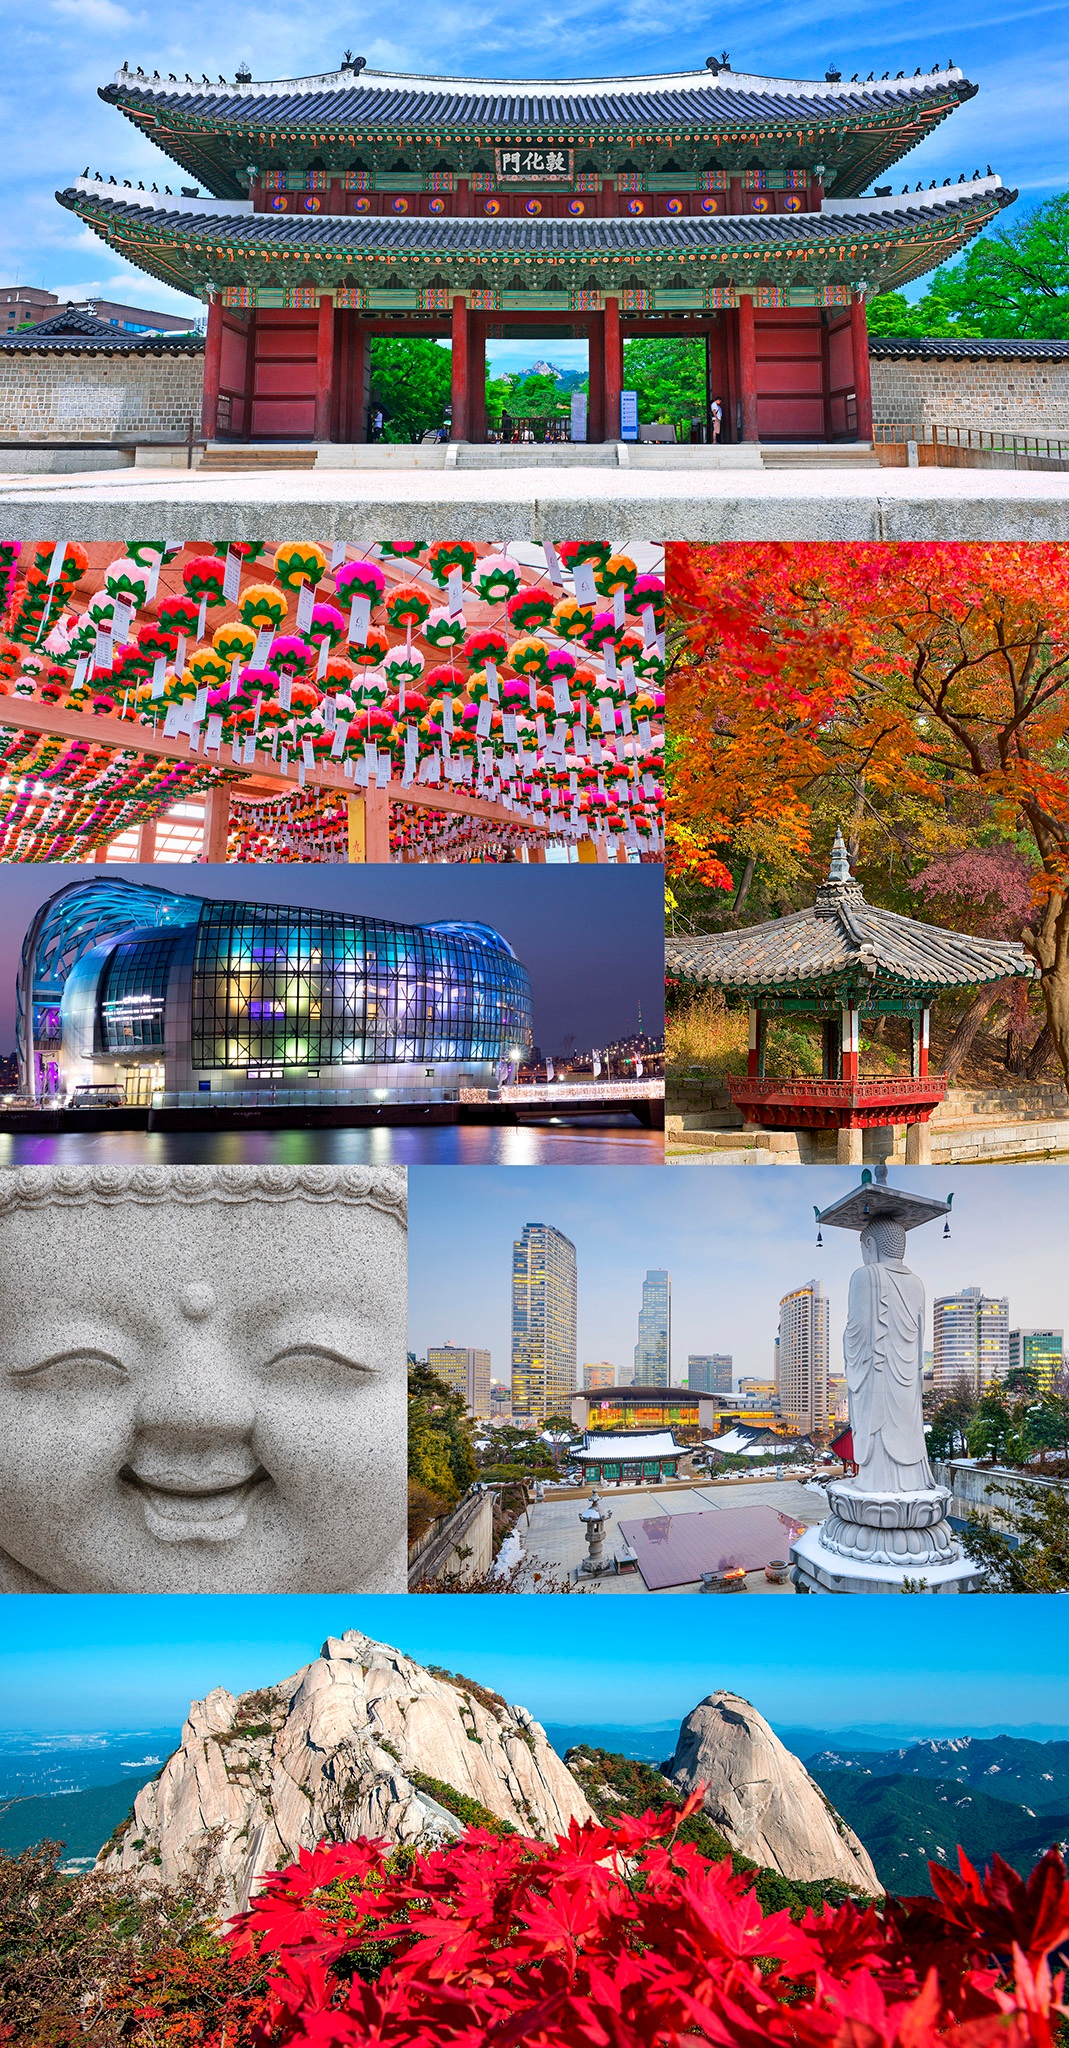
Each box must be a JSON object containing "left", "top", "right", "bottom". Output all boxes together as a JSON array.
[{"left": 272, "top": 542, "right": 328, "bottom": 590}]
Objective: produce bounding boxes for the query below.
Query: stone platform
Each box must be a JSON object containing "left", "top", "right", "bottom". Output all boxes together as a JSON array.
[
  {"left": 791, "top": 1479, "right": 986, "bottom": 1594},
  {"left": 3, "top": 462, "right": 1069, "bottom": 542}
]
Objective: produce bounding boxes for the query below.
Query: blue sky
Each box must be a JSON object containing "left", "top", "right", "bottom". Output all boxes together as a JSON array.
[
  {"left": 408, "top": 1164, "right": 1069, "bottom": 1386},
  {"left": 3, "top": 0, "right": 1064, "bottom": 348},
  {"left": 0, "top": 863, "right": 663, "bottom": 1056},
  {"left": 2, "top": 1594, "right": 1065, "bottom": 1733}
]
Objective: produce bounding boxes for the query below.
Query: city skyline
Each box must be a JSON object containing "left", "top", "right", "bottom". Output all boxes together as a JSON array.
[
  {"left": 1, "top": 1595, "right": 1065, "bottom": 1735},
  {"left": 407, "top": 1166, "right": 1069, "bottom": 1395},
  {"left": 0, "top": 863, "right": 663, "bottom": 1058}
]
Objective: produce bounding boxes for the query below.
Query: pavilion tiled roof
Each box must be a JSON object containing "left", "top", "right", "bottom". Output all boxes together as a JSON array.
[
  {"left": 101, "top": 67, "right": 975, "bottom": 134},
  {"left": 665, "top": 834, "right": 1035, "bottom": 1000},
  {"left": 0, "top": 305, "right": 202, "bottom": 354},
  {"left": 97, "top": 62, "right": 978, "bottom": 200},
  {"left": 56, "top": 182, "right": 1013, "bottom": 298}
]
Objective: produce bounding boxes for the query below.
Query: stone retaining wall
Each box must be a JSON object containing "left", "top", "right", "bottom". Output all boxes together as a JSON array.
[
  {"left": 0, "top": 350, "right": 203, "bottom": 440},
  {"left": 870, "top": 355, "right": 1069, "bottom": 436}
]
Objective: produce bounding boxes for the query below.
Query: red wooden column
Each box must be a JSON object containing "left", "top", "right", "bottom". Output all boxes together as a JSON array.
[
  {"left": 314, "top": 292, "right": 335, "bottom": 441},
  {"left": 850, "top": 291, "right": 873, "bottom": 441},
  {"left": 468, "top": 314, "right": 486, "bottom": 443},
  {"left": 201, "top": 295, "right": 224, "bottom": 440},
  {"left": 202, "top": 785, "right": 231, "bottom": 862},
  {"left": 450, "top": 294, "right": 469, "bottom": 440},
  {"left": 738, "top": 293, "right": 759, "bottom": 441},
  {"left": 603, "top": 294, "right": 622, "bottom": 441},
  {"left": 840, "top": 1004, "right": 860, "bottom": 1082}
]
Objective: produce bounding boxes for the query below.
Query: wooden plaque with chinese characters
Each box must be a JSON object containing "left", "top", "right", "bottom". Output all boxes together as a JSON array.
[{"left": 495, "top": 147, "right": 574, "bottom": 181}]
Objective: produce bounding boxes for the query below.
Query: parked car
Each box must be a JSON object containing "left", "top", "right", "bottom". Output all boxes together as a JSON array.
[{"left": 68, "top": 1083, "right": 127, "bottom": 1108}]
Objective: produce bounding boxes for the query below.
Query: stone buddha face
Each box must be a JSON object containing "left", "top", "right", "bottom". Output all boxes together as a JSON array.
[{"left": 0, "top": 1166, "right": 407, "bottom": 1594}]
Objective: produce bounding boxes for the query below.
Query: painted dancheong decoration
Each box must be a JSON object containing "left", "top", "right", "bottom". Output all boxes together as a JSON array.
[
  {"left": 665, "top": 831, "right": 1034, "bottom": 1162},
  {"left": 58, "top": 57, "right": 1010, "bottom": 443}
]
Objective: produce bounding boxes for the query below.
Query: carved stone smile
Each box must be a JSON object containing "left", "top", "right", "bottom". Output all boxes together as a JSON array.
[{"left": 119, "top": 1463, "right": 270, "bottom": 1543}]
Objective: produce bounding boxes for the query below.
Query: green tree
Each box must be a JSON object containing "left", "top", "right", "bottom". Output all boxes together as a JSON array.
[
  {"left": 500, "top": 371, "right": 569, "bottom": 421},
  {"left": 867, "top": 192, "right": 1069, "bottom": 341},
  {"left": 369, "top": 337, "right": 451, "bottom": 441},
  {"left": 621, "top": 335, "right": 707, "bottom": 423},
  {"left": 408, "top": 1364, "right": 478, "bottom": 1506},
  {"left": 964, "top": 1477, "right": 1069, "bottom": 1590}
]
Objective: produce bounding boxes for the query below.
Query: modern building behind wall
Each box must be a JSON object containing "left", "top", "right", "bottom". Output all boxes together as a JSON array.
[
  {"left": 688, "top": 1353, "right": 733, "bottom": 1393},
  {"left": 1008, "top": 1328, "right": 1064, "bottom": 1393},
  {"left": 511, "top": 1222, "right": 578, "bottom": 1425},
  {"left": 634, "top": 1268, "right": 671, "bottom": 1386},
  {"left": 427, "top": 1345, "right": 493, "bottom": 1419},
  {"left": 933, "top": 1287, "right": 1011, "bottom": 1393},
  {"left": 19, "top": 877, "right": 533, "bottom": 1105},
  {"left": 775, "top": 1280, "right": 829, "bottom": 1433}
]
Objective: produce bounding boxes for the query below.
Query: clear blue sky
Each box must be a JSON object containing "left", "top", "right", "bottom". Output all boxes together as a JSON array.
[
  {"left": 0, "top": 863, "right": 663, "bottom": 1057},
  {"left": 2, "top": 1594, "right": 1065, "bottom": 1734},
  {"left": 3, "top": 2, "right": 1062, "bottom": 325},
  {"left": 408, "top": 1164, "right": 1069, "bottom": 1387}
]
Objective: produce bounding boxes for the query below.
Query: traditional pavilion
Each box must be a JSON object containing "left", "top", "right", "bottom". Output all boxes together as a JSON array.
[
  {"left": 575, "top": 1430, "right": 685, "bottom": 1486},
  {"left": 665, "top": 832, "right": 1035, "bottom": 1162},
  {"left": 57, "top": 57, "right": 1012, "bottom": 444}
]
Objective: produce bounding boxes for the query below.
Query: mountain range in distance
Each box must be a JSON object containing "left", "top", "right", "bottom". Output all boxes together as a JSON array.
[{"left": 3, "top": 1721, "right": 1069, "bottom": 1894}]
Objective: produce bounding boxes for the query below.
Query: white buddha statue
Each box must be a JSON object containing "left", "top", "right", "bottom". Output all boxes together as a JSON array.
[{"left": 843, "top": 1217, "right": 934, "bottom": 1493}]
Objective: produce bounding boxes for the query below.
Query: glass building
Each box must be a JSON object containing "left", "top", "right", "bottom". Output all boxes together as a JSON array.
[
  {"left": 633, "top": 1268, "right": 671, "bottom": 1386},
  {"left": 1008, "top": 1328, "right": 1064, "bottom": 1393},
  {"left": 510, "top": 1222, "right": 577, "bottom": 1426},
  {"left": 688, "top": 1353, "right": 733, "bottom": 1394},
  {"left": 775, "top": 1280, "right": 829, "bottom": 1433},
  {"left": 933, "top": 1288, "right": 1011, "bottom": 1393},
  {"left": 19, "top": 878, "right": 533, "bottom": 1104}
]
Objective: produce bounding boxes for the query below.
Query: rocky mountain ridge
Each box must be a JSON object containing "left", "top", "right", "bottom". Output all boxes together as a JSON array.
[
  {"left": 97, "top": 1642, "right": 881, "bottom": 1910},
  {"left": 807, "top": 1735, "right": 1069, "bottom": 1815},
  {"left": 99, "top": 1631, "right": 592, "bottom": 1911}
]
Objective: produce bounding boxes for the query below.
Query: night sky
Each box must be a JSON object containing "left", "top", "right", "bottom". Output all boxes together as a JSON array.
[{"left": 0, "top": 864, "right": 664, "bottom": 1056}]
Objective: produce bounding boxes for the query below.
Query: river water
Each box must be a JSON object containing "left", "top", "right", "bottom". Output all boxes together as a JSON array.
[{"left": 0, "top": 1121, "right": 662, "bottom": 1167}]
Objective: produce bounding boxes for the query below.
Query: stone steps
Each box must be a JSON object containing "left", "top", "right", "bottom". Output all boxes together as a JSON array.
[
  {"left": 761, "top": 443, "right": 881, "bottom": 468},
  {"left": 199, "top": 444, "right": 319, "bottom": 471},
  {"left": 454, "top": 442, "right": 621, "bottom": 467}
]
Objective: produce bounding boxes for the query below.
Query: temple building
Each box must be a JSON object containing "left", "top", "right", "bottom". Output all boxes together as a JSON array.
[
  {"left": 19, "top": 876, "right": 532, "bottom": 1104},
  {"left": 57, "top": 57, "right": 1011, "bottom": 445},
  {"left": 666, "top": 832, "right": 1034, "bottom": 1163},
  {"left": 575, "top": 1429, "right": 685, "bottom": 1486}
]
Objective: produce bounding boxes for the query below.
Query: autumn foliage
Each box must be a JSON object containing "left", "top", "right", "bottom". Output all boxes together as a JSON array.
[
  {"left": 665, "top": 543, "right": 1069, "bottom": 1077},
  {"left": 86, "top": 1798, "right": 1068, "bottom": 2048}
]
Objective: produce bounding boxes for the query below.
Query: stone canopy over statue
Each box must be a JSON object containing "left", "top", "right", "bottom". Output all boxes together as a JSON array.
[{"left": 791, "top": 1166, "right": 985, "bottom": 1595}]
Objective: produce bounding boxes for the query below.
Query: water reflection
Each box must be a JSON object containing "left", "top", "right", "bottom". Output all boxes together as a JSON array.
[{"left": 0, "top": 1124, "right": 662, "bottom": 1167}]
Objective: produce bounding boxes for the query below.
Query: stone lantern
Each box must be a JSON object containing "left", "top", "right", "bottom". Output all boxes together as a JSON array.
[{"left": 577, "top": 1490, "right": 613, "bottom": 1575}]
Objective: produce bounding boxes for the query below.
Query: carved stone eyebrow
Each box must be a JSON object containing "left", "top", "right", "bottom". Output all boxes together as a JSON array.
[
  {"left": 9, "top": 1346, "right": 128, "bottom": 1381},
  {"left": 261, "top": 1342, "right": 371, "bottom": 1373}
]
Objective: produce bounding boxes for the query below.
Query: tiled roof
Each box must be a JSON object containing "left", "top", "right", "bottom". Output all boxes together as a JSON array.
[
  {"left": 57, "top": 184, "right": 1010, "bottom": 255},
  {"left": 101, "top": 63, "right": 975, "bottom": 131},
  {"left": 870, "top": 335, "right": 1069, "bottom": 360},
  {"left": 665, "top": 840, "right": 1034, "bottom": 997},
  {"left": 579, "top": 1432, "right": 684, "bottom": 1459},
  {"left": 0, "top": 304, "right": 202, "bottom": 353}
]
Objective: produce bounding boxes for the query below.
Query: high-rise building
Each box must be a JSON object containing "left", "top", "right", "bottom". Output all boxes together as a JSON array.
[
  {"left": 511, "top": 1223, "right": 578, "bottom": 1424},
  {"left": 427, "top": 1344, "right": 492, "bottom": 1419},
  {"left": 933, "top": 1288, "right": 1010, "bottom": 1393},
  {"left": 583, "top": 1361, "right": 616, "bottom": 1390},
  {"left": 775, "top": 1281, "right": 829, "bottom": 1433},
  {"left": 1009, "top": 1328, "right": 1064, "bottom": 1393},
  {"left": 688, "top": 1354, "right": 733, "bottom": 1394},
  {"left": 633, "top": 1269, "right": 671, "bottom": 1386}
]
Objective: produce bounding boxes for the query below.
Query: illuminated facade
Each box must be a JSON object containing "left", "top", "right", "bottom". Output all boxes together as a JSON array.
[
  {"left": 933, "top": 1287, "right": 1010, "bottom": 1393},
  {"left": 510, "top": 1222, "right": 577, "bottom": 1425},
  {"left": 428, "top": 1344, "right": 493, "bottom": 1418},
  {"left": 775, "top": 1279, "right": 829, "bottom": 1432},
  {"left": 572, "top": 1386, "right": 714, "bottom": 1433},
  {"left": 1008, "top": 1328, "right": 1064, "bottom": 1393},
  {"left": 19, "top": 876, "right": 532, "bottom": 1103}
]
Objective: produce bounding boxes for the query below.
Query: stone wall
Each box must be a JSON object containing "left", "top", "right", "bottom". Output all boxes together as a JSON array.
[
  {"left": 870, "top": 353, "right": 1069, "bottom": 436},
  {"left": 0, "top": 349, "right": 203, "bottom": 441}
]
